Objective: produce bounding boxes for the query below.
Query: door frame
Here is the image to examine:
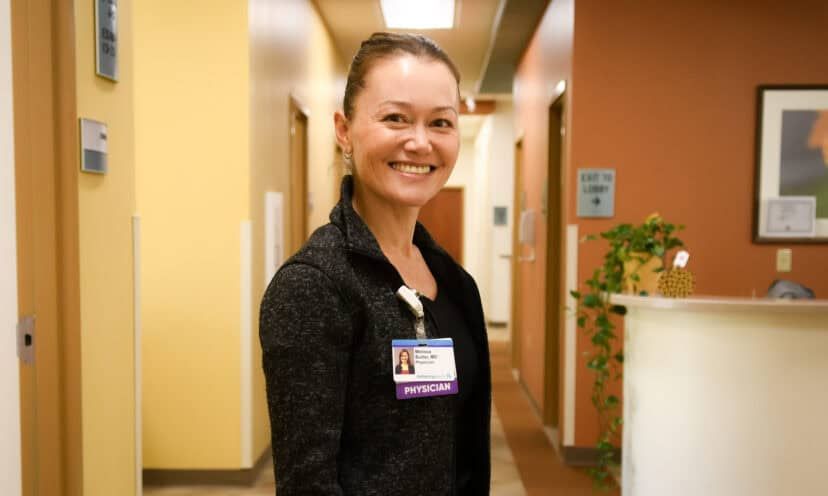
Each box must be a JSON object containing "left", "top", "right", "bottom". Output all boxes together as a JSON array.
[
  {"left": 11, "top": 0, "right": 82, "bottom": 494},
  {"left": 509, "top": 139, "right": 523, "bottom": 371},
  {"left": 288, "top": 96, "right": 309, "bottom": 254},
  {"left": 543, "top": 92, "right": 566, "bottom": 429}
]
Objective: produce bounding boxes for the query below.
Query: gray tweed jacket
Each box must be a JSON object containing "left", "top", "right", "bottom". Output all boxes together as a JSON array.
[{"left": 259, "top": 176, "right": 491, "bottom": 495}]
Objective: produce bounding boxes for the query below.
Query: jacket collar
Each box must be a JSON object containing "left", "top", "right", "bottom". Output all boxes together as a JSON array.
[{"left": 329, "top": 175, "right": 443, "bottom": 262}]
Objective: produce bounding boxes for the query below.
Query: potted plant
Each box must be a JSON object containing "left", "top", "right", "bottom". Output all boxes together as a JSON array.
[{"left": 570, "top": 213, "right": 685, "bottom": 488}]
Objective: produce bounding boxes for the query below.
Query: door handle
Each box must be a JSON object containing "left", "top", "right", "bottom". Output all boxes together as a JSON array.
[{"left": 17, "top": 315, "right": 35, "bottom": 364}]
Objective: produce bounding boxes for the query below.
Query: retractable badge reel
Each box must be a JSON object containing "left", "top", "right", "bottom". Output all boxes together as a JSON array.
[{"left": 392, "top": 286, "right": 458, "bottom": 400}]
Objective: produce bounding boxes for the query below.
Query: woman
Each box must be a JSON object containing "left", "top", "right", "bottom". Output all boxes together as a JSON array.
[
  {"left": 395, "top": 349, "right": 414, "bottom": 375},
  {"left": 260, "top": 32, "right": 491, "bottom": 495}
]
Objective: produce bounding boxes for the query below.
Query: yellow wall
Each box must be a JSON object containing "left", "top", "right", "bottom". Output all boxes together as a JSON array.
[
  {"left": 249, "top": 0, "right": 346, "bottom": 458},
  {"left": 134, "top": 1, "right": 250, "bottom": 468},
  {"left": 74, "top": 0, "right": 136, "bottom": 493}
]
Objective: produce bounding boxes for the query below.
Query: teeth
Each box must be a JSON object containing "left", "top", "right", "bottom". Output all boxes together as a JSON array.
[{"left": 391, "top": 163, "right": 431, "bottom": 175}]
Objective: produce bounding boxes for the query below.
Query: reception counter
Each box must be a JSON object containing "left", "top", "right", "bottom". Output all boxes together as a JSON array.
[{"left": 610, "top": 294, "right": 828, "bottom": 496}]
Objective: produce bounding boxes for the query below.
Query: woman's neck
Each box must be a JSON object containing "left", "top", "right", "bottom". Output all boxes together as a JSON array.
[{"left": 352, "top": 181, "right": 419, "bottom": 259}]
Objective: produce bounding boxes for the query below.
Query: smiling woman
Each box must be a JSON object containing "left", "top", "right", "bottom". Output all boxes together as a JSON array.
[{"left": 260, "top": 32, "right": 492, "bottom": 495}]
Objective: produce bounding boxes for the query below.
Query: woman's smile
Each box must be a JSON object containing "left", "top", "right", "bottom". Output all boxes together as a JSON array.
[{"left": 388, "top": 162, "right": 436, "bottom": 175}]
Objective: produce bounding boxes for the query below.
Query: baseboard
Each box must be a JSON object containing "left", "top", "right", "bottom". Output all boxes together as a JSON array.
[
  {"left": 143, "top": 445, "right": 271, "bottom": 487},
  {"left": 560, "top": 445, "right": 621, "bottom": 467}
]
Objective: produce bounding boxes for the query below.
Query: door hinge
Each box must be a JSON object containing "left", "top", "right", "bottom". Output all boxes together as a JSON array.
[{"left": 17, "top": 315, "right": 35, "bottom": 364}]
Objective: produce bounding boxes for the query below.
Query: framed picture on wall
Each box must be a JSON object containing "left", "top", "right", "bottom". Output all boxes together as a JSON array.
[{"left": 754, "top": 85, "right": 828, "bottom": 242}]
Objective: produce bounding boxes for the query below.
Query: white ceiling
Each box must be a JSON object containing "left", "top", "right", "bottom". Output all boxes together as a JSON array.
[{"left": 312, "top": 0, "right": 504, "bottom": 96}]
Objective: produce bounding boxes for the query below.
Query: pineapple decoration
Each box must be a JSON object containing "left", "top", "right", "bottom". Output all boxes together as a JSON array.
[{"left": 658, "top": 250, "right": 695, "bottom": 298}]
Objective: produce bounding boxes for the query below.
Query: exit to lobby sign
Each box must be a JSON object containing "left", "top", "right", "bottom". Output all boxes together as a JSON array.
[{"left": 577, "top": 168, "right": 615, "bottom": 218}]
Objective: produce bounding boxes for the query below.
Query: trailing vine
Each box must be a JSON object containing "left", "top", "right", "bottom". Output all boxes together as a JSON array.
[{"left": 570, "top": 214, "right": 685, "bottom": 488}]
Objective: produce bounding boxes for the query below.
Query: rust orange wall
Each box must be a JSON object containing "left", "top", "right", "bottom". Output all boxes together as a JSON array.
[
  {"left": 513, "top": 0, "right": 574, "bottom": 419},
  {"left": 517, "top": 0, "right": 828, "bottom": 447}
]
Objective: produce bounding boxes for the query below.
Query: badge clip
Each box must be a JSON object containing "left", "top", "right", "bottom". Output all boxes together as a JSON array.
[{"left": 396, "top": 286, "right": 427, "bottom": 342}]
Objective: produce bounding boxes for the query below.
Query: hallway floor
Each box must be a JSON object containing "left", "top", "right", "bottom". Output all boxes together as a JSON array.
[{"left": 144, "top": 337, "right": 608, "bottom": 496}]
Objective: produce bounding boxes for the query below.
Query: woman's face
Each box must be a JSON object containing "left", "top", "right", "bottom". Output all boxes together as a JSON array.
[
  {"left": 335, "top": 54, "right": 460, "bottom": 208},
  {"left": 400, "top": 350, "right": 410, "bottom": 364}
]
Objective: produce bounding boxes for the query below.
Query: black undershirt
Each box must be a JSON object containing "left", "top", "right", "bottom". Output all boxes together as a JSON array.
[{"left": 421, "top": 287, "right": 479, "bottom": 494}]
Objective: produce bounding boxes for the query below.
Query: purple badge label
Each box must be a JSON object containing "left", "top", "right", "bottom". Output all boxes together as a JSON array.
[{"left": 396, "top": 380, "right": 458, "bottom": 400}]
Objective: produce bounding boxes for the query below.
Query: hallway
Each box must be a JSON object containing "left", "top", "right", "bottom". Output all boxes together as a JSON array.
[{"left": 143, "top": 338, "right": 600, "bottom": 495}]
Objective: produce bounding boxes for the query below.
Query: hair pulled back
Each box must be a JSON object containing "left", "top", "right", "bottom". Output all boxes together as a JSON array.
[{"left": 343, "top": 32, "right": 461, "bottom": 119}]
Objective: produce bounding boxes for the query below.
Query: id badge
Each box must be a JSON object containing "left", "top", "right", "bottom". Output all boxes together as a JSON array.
[{"left": 391, "top": 338, "right": 458, "bottom": 400}]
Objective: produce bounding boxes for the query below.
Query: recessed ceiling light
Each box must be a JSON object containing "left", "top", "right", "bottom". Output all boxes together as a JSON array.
[{"left": 380, "top": 0, "right": 456, "bottom": 30}]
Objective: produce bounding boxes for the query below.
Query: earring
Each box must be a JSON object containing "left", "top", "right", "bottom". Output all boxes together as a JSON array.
[{"left": 342, "top": 150, "right": 354, "bottom": 173}]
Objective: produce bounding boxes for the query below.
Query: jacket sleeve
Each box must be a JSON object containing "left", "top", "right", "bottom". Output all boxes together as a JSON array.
[{"left": 259, "top": 263, "right": 353, "bottom": 495}]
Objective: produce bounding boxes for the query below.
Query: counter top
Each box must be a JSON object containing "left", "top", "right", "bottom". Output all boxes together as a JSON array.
[{"left": 609, "top": 293, "right": 828, "bottom": 313}]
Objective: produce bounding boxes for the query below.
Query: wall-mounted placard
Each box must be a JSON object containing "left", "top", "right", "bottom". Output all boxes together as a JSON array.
[
  {"left": 80, "top": 119, "right": 108, "bottom": 174},
  {"left": 95, "top": 0, "right": 118, "bottom": 81},
  {"left": 493, "top": 206, "right": 508, "bottom": 226},
  {"left": 577, "top": 168, "right": 615, "bottom": 218},
  {"left": 763, "top": 197, "right": 816, "bottom": 238}
]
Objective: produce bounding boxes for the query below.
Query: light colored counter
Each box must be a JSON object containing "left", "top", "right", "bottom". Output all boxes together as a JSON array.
[{"left": 611, "top": 294, "right": 828, "bottom": 496}]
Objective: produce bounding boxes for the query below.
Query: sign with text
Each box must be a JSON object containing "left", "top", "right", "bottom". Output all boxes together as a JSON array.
[
  {"left": 577, "top": 168, "right": 615, "bottom": 218},
  {"left": 95, "top": 0, "right": 118, "bottom": 81}
]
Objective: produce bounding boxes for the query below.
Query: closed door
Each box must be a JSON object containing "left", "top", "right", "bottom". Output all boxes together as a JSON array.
[
  {"left": 544, "top": 95, "right": 565, "bottom": 429},
  {"left": 510, "top": 140, "right": 523, "bottom": 369},
  {"left": 289, "top": 98, "right": 309, "bottom": 255},
  {"left": 12, "top": 0, "right": 82, "bottom": 494},
  {"left": 418, "top": 187, "right": 464, "bottom": 264}
]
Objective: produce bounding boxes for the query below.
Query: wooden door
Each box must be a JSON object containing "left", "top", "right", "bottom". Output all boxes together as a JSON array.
[
  {"left": 544, "top": 95, "right": 565, "bottom": 428},
  {"left": 11, "top": 0, "right": 82, "bottom": 494},
  {"left": 510, "top": 140, "right": 523, "bottom": 370},
  {"left": 289, "top": 98, "right": 309, "bottom": 255},
  {"left": 418, "top": 187, "right": 464, "bottom": 264}
]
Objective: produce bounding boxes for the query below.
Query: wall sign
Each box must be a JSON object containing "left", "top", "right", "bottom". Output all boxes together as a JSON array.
[
  {"left": 80, "top": 119, "right": 108, "bottom": 174},
  {"left": 95, "top": 0, "right": 118, "bottom": 81},
  {"left": 577, "top": 168, "right": 615, "bottom": 218},
  {"left": 493, "top": 206, "right": 508, "bottom": 226}
]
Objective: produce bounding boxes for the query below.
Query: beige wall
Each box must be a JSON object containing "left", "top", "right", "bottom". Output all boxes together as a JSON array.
[
  {"left": 249, "top": 0, "right": 346, "bottom": 459},
  {"left": 74, "top": 0, "right": 137, "bottom": 493},
  {"left": 134, "top": 0, "right": 344, "bottom": 470},
  {"left": 476, "top": 103, "right": 515, "bottom": 323},
  {"left": 134, "top": 1, "right": 251, "bottom": 469},
  {"left": 0, "top": 0, "right": 22, "bottom": 493}
]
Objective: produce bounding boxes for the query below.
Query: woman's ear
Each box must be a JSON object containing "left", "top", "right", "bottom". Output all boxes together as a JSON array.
[{"left": 334, "top": 110, "right": 351, "bottom": 154}]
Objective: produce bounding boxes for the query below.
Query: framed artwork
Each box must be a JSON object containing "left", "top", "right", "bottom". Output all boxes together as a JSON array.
[{"left": 754, "top": 85, "right": 828, "bottom": 242}]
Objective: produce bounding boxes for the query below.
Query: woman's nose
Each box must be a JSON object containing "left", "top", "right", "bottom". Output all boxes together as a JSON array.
[{"left": 404, "top": 125, "right": 432, "bottom": 154}]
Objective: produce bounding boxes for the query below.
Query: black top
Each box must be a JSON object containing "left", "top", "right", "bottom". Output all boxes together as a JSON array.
[
  {"left": 259, "top": 175, "right": 491, "bottom": 496},
  {"left": 422, "top": 288, "right": 479, "bottom": 494}
]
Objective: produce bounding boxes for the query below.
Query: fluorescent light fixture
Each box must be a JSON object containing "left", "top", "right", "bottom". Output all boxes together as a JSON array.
[
  {"left": 464, "top": 96, "right": 476, "bottom": 112},
  {"left": 380, "top": 0, "right": 455, "bottom": 29},
  {"left": 555, "top": 80, "right": 567, "bottom": 95}
]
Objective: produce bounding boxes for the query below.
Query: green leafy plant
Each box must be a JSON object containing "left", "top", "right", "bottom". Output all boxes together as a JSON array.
[{"left": 569, "top": 213, "right": 685, "bottom": 488}]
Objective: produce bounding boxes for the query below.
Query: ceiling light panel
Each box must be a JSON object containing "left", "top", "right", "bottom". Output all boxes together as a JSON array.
[{"left": 380, "top": 0, "right": 456, "bottom": 29}]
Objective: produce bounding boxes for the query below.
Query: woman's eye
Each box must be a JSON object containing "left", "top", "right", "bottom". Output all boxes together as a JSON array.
[
  {"left": 432, "top": 118, "right": 454, "bottom": 128},
  {"left": 383, "top": 114, "right": 407, "bottom": 123}
]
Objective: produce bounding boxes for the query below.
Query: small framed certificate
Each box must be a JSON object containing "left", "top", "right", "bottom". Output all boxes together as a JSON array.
[{"left": 762, "top": 197, "right": 816, "bottom": 239}]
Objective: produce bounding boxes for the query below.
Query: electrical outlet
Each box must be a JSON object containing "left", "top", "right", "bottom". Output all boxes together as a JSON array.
[{"left": 776, "top": 248, "right": 792, "bottom": 272}]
